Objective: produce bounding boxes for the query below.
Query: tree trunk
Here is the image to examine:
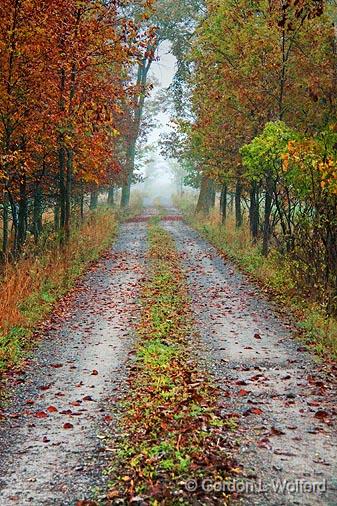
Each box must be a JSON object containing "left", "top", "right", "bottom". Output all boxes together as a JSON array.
[
  {"left": 220, "top": 184, "right": 227, "bottom": 225},
  {"left": 121, "top": 175, "right": 132, "bottom": 209},
  {"left": 58, "top": 139, "right": 67, "bottom": 242},
  {"left": 121, "top": 140, "right": 136, "bottom": 209},
  {"left": 2, "top": 190, "right": 9, "bottom": 256},
  {"left": 209, "top": 185, "right": 216, "bottom": 209},
  {"left": 80, "top": 192, "right": 84, "bottom": 221},
  {"left": 249, "top": 182, "right": 259, "bottom": 241},
  {"left": 235, "top": 179, "right": 243, "bottom": 228},
  {"left": 64, "top": 149, "right": 72, "bottom": 242},
  {"left": 108, "top": 186, "right": 115, "bottom": 207},
  {"left": 17, "top": 176, "right": 28, "bottom": 252},
  {"left": 196, "top": 175, "right": 213, "bottom": 215},
  {"left": 90, "top": 191, "right": 99, "bottom": 210},
  {"left": 54, "top": 203, "right": 60, "bottom": 232},
  {"left": 33, "top": 186, "right": 43, "bottom": 243},
  {"left": 262, "top": 176, "right": 273, "bottom": 256}
]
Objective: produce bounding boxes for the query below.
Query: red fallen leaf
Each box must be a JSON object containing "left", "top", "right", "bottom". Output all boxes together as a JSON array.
[
  {"left": 70, "top": 401, "right": 82, "bottom": 407},
  {"left": 26, "top": 400, "right": 35, "bottom": 405},
  {"left": 104, "top": 415, "right": 113, "bottom": 423},
  {"left": 39, "top": 384, "right": 51, "bottom": 391},
  {"left": 55, "top": 392, "right": 65, "bottom": 397},
  {"left": 246, "top": 408, "right": 263, "bottom": 416},
  {"left": 270, "top": 427, "right": 285, "bottom": 436},
  {"left": 51, "top": 364, "right": 63, "bottom": 368},
  {"left": 236, "top": 380, "right": 248, "bottom": 386},
  {"left": 35, "top": 411, "right": 48, "bottom": 419},
  {"left": 250, "top": 374, "right": 265, "bottom": 381},
  {"left": 238, "top": 389, "right": 250, "bottom": 396},
  {"left": 63, "top": 422, "right": 74, "bottom": 429},
  {"left": 60, "top": 409, "right": 73, "bottom": 415},
  {"left": 42, "top": 436, "right": 50, "bottom": 443},
  {"left": 254, "top": 333, "right": 262, "bottom": 340},
  {"left": 8, "top": 413, "right": 21, "bottom": 419},
  {"left": 47, "top": 406, "right": 58, "bottom": 413},
  {"left": 257, "top": 437, "right": 272, "bottom": 449},
  {"left": 83, "top": 396, "right": 94, "bottom": 402},
  {"left": 91, "top": 370, "right": 99, "bottom": 376},
  {"left": 307, "top": 400, "right": 320, "bottom": 407},
  {"left": 314, "top": 410, "right": 329, "bottom": 420}
]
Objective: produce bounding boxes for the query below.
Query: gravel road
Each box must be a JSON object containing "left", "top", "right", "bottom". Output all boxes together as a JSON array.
[
  {"left": 0, "top": 212, "right": 336, "bottom": 506},
  {"left": 163, "top": 218, "right": 337, "bottom": 506},
  {"left": 0, "top": 221, "right": 147, "bottom": 505}
]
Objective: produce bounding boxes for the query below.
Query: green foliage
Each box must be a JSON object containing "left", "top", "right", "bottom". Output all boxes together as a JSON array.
[{"left": 240, "top": 121, "right": 299, "bottom": 181}]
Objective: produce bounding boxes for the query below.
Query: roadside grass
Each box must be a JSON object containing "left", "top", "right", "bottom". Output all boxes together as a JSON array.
[
  {"left": 106, "top": 224, "right": 238, "bottom": 504},
  {"left": 0, "top": 209, "right": 118, "bottom": 372},
  {"left": 175, "top": 196, "right": 337, "bottom": 360}
]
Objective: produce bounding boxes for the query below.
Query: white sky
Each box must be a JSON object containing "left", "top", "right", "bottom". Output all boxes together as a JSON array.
[
  {"left": 136, "top": 41, "right": 178, "bottom": 204},
  {"left": 148, "top": 41, "right": 176, "bottom": 149}
]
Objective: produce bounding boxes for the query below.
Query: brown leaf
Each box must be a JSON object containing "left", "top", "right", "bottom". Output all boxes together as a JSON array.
[
  {"left": 314, "top": 410, "right": 329, "bottom": 420},
  {"left": 270, "top": 427, "right": 285, "bottom": 436},
  {"left": 63, "top": 422, "right": 74, "bottom": 429},
  {"left": 47, "top": 406, "right": 58, "bottom": 413},
  {"left": 34, "top": 411, "right": 48, "bottom": 419},
  {"left": 39, "top": 384, "right": 51, "bottom": 391}
]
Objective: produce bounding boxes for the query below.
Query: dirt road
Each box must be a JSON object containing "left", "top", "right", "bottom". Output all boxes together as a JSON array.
[
  {"left": 0, "top": 221, "right": 147, "bottom": 505},
  {"left": 163, "top": 218, "right": 337, "bottom": 506},
  {"left": 0, "top": 212, "right": 336, "bottom": 505}
]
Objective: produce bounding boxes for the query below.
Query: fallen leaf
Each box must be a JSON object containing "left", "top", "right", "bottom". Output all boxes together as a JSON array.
[
  {"left": 270, "top": 427, "right": 285, "bottom": 436},
  {"left": 34, "top": 411, "right": 48, "bottom": 419},
  {"left": 238, "top": 389, "right": 250, "bottom": 396},
  {"left": 47, "top": 406, "right": 58, "bottom": 413}
]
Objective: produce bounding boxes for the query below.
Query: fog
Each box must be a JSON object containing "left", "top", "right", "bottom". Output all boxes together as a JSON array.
[{"left": 134, "top": 41, "right": 178, "bottom": 207}]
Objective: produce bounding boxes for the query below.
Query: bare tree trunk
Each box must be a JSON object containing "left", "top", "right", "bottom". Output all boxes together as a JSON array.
[
  {"left": 17, "top": 175, "right": 28, "bottom": 252},
  {"left": 33, "top": 186, "right": 43, "bottom": 243},
  {"left": 108, "top": 186, "right": 115, "bottom": 207},
  {"left": 196, "top": 175, "right": 213, "bottom": 215},
  {"left": 235, "top": 179, "right": 243, "bottom": 228},
  {"left": 220, "top": 183, "right": 227, "bottom": 224},
  {"left": 2, "top": 190, "right": 9, "bottom": 256},
  {"left": 90, "top": 190, "right": 99, "bottom": 210},
  {"left": 64, "top": 148, "right": 72, "bottom": 242},
  {"left": 262, "top": 175, "right": 273, "bottom": 256},
  {"left": 249, "top": 182, "right": 259, "bottom": 241}
]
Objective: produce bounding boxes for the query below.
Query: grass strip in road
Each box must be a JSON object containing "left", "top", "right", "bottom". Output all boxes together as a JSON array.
[{"left": 106, "top": 223, "right": 237, "bottom": 504}]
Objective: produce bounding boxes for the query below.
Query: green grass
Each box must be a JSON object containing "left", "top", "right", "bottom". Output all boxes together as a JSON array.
[{"left": 106, "top": 223, "right": 236, "bottom": 504}]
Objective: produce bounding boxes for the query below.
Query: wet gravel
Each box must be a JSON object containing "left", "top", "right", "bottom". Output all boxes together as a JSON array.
[
  {"left": 0, "top": 221, "right": 147, "bottom": 505},
  {"left": 0, "top": 210, "right": 336, "bottom": 506},
  {"left": 163, "top": 219, "right": 337, "bottom": 506}
]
